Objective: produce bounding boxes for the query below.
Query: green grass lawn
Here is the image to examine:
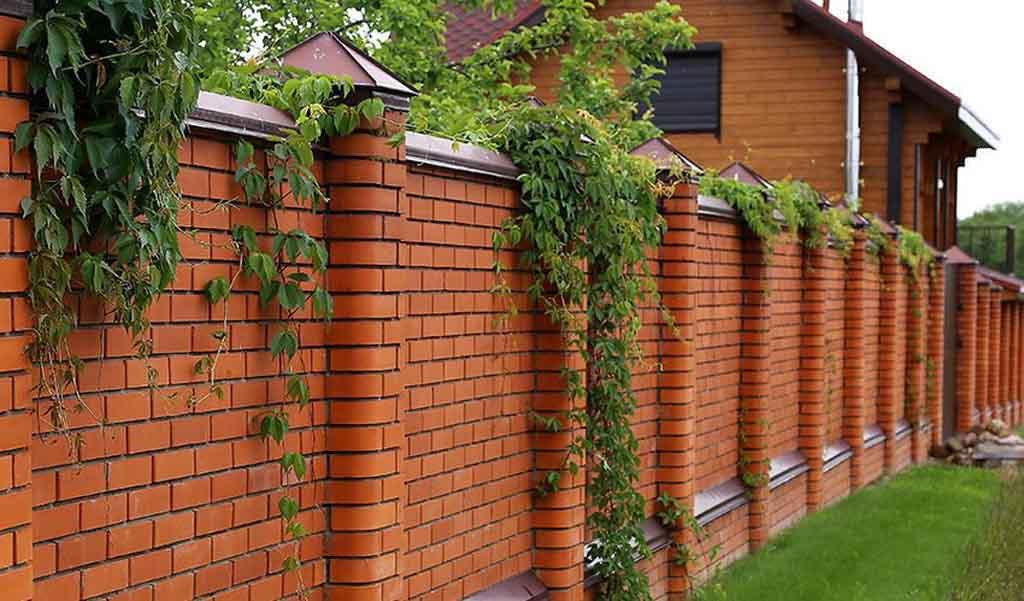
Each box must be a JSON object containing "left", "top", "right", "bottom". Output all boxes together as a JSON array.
[{"left": 695, "top": 466, "right": 1001, "bottom": 601}]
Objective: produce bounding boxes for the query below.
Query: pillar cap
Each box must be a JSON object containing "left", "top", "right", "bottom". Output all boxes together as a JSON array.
[
  {"left": 630, "top": 137, "right": 703, "bottom": 176},
  {"left": 281, "top": 32, "right": 418, "bottom": 110}
]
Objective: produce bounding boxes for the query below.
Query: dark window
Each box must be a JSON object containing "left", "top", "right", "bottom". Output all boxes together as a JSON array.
[{"left": 651, "top": 43, "right": 722, "bottom": 134}]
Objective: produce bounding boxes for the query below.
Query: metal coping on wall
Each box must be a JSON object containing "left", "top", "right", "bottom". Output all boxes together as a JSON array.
[
  {"left": 823, "top": 440, "right": 853, "bottom": 473},
  {"left": 464, "top": 572, "right": 549, "bottom": 601},
  {"left": 695, "top": 477, "right": 749, "bottom": 527},
  {"left": 863, "top": 424, "right": 887, "bottom": 449},
  {"left": 187, "top": 92, "right": 296, "bottom": 140},
  {"left": 893, "top": 419, "right": 913, "bottom": 441},
  {"left": 697, "top": 194, "right": 738, "bottom": 220},
  {"left": 768, "top": 450, "right": 810, "bottom": 492},
  {"left": 0, "top": 0, "right": 30, "bottom": 18},
  {"left": 582, "top": 517, "right": 671, "bottom": 588},
  {"left": 406, "top": 131, "right": 520, "bottom": 181}
]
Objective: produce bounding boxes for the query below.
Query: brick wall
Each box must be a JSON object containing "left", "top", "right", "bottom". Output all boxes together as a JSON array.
[
  {"left": 400, "top": 166, "right": 534, "bottom": 601},
  {"left": 1, "top": 10, "right": 1023, "bottom": 600},
  {"left": 694, "top": 218, "right": 743, "bottom": 494},
  {"left": 0, "top": 12, "right": 32, "bottom": 601}
]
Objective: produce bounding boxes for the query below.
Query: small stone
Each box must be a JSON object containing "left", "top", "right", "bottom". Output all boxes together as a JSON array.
[
  {"left": 963, "top": 432, "right": 979, "bottom": 447},
  {"left": 946, "top": 436, "right": 964, "bottom": 452},
  {"left": 975, "top": 442, "right": 1024, "bottom": 461},
  {"left": 987, "top": 419, "right": 1011, "bottom": 438},
  {"left": 979, "top": 431, "right": 1000, "bottom": 444}
]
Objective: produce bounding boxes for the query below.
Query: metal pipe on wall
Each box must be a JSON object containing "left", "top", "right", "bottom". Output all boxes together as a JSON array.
[
  {"left": 845, "top": 0, "right": 863, "bottom": 205},
  {"left": 845, "top": 49, "right": 861, "bottom": 205}
]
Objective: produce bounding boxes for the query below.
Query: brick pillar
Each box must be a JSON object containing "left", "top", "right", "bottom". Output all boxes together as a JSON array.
[
  {"left": 1018, "top": 302, "right": 1024, "bottom": 426},
  {"left": 1001, "top": 300, "right": 1011, "bottom": 421},
  {"left": 926, "top": 261, "right": 946, "bottom": 447},
  {"left": 844, "top": 235, "right": 868, "bottom": 488},
  {"left": 0, "top": 13, "right": 32, "bottom": 600},
  {"left": 324, "top": 113, "right": 407, "bottom": 601},
  {"left": 976, "top": 283, "right": 990, "bottom": 424},
  {"left": 1008, "top": 303, "right": 1017, "bottom": 426},
  {"left": 532, "top": 328, "right": 586, "bottom": 601},
  {"left": 877, "top": 245, "right": 900, "bottom": 472},
  {"left": 655, "top": 181, "right": 698, "bottom": 596},
  {"left": 906, "top": 270, "right": 927, "bottom": 463},
  {"left": 740, "top": 238, "right": 771, "bottom": 550},
  {"left": 799, "top": 241, "right": 826, "bottom": 511},
  {"left": 1016, "top": 303, "right": 1023, "bottom": 425},
  {"left": 1011, "top": 302, "right": 1019, "bottom": 427},
  {"left": 988, "top": 291, "right": 1001, "bottom": 422},
  {"left": 956, "top": 264, "right": 978, "bottom": 433}
]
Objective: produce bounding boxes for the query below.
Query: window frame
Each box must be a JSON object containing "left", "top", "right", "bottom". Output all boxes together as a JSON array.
[{"left": 651, "top": 42, "right": 724, "bottom": 137}]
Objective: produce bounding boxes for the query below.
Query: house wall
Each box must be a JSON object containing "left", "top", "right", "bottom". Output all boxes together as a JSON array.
[{"left": 528, "top": 0, "right": 968, "bottom": 249}]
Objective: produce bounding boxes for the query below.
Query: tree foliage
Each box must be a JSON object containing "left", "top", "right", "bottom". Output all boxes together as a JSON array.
[{"left": 191, "top": 0, "right": 517, "bottom": 82}]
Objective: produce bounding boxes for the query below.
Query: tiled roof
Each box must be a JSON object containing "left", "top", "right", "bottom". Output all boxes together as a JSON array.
[{"left": 445, "top": 1, "right": 543, "bottom": 62}]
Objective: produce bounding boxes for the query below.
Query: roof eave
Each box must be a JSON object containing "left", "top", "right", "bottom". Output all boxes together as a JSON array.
[
  {"left": 958, "top": 105, "right": 1000, "bottom": 150},
  {"left": 791, "top": 0, "right": 1001, "bottom": 151}
]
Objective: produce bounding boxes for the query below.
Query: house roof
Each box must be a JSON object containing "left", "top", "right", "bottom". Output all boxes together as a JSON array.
[
  {"left": 788, "top": 0, "right": 998, "bottom": 150},
  {"left": 445, "top": 0, "right": 998, "bottom": 150},
  {"left": 445, "top": 1, "right": 544, "bottom": 63}
]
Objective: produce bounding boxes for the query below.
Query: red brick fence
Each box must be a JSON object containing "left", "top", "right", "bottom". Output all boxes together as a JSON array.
[{"left": 0, "top": 9, "right": 1021, "bottom": 601}]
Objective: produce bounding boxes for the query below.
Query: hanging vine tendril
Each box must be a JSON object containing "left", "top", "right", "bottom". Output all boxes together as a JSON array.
[{"left": 17, "top": 0, "right": 199, "bottom": 450}]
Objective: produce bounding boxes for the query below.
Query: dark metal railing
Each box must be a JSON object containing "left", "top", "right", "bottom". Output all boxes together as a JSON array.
[{"left": 959, "top": 225, "right": 1018, "bottom": 276}]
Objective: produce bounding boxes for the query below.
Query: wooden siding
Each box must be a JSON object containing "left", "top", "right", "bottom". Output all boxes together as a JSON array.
[{"left": 527, "top": 0, "right": 967, "bottom": 248}]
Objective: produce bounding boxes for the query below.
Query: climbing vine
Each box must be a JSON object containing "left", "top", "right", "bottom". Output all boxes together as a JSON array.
[
  {"left": 199, "top": 68, "right": 387, "bottom": 582},
  {"left": 18, "top": 0, "right": 384, "bottom": 585},
  {"left": 656, "top": 492, "right": 721, "bottom": 587},
  {"left": 897, "top": 225, "right": 934, "bottom": 275},
  {"left": 698, "top": 173, "right": 855, "bottom": 256},
  {"left": 864, "top": 214, "right": 891, "bottom": 258},
  {"left": 495, "top": 106, "right": 675, "bottom": 600},
  {"left": 17, "top": 0, "right": 199, "bottom": 448}
]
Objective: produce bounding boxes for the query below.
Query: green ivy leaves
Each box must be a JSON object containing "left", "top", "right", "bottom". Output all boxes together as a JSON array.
[
  {"left": 205, "top": 277, "right": 231, "bottom": 304},
  {"left": 700, "top": 173, "right": 857, "bottom": 256},
  {"left": 22, "top": 0, "right": 200, "bottom": 430},
  {"left": 495, "top": 105, "right": 669, "bottom": 600}
]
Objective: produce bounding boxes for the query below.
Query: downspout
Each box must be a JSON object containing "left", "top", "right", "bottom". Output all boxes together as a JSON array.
[{"left": 845, "top": 0, "right": 863, "bottom": 207}]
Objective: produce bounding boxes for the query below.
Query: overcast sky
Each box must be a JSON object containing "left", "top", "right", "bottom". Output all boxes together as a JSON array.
[{"left": 825, "top": 1, "right": 1017, "bottom": 218}]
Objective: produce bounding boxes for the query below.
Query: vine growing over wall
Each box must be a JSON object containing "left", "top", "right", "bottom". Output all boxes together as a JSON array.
[
  {"left": 495, "top": 106, "right": 676, "bottom": 600},
  {"left": 200, "top": 68, "right": 387, "bottom": 582},
  {"left": 18, "top": 1, "right": 383, "bottom": 586},
  {"left": 698, "top": 173, "right": 855, "bottom": 256},
  {"left": 17, "top": 0, "right": 199, "bottom": 447}
]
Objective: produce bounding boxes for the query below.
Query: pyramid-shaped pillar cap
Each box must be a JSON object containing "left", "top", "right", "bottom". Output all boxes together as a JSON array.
[
  {"left": 281, "top": 32, "right": 418, "bottom": 110},
  {"left": 630, "top": 138, "right": 703, "bottom": 176}
]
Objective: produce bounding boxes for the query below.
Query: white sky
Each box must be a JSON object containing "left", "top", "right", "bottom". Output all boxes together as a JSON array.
[{"left": 829, "top": 1, "right": 1018, "bottom": 218}]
